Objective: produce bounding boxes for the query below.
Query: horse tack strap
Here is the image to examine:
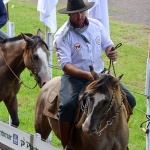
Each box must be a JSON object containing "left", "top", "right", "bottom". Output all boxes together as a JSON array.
[{"left": 43, "top": 80, "right": 61, "bottom": 120}]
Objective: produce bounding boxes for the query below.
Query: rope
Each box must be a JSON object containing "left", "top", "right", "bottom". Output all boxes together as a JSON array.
[
  {"left": 0, "top": 49, "right": 37, "bottom": 89},
  {"left": 140, "top": 115, "right": 150, "bottom": 134}
]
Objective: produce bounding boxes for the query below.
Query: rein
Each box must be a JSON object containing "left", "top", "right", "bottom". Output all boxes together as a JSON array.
[
  {"left": 108, "top": 43, "right": 122, "bottom": 76},
  {"left": 0, "top": 48, "right": 37, "bottom": 89}
]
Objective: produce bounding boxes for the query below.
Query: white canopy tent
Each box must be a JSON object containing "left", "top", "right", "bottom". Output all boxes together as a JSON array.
[{"left": 3, "top": 0, "right": 9, "bottom": 4}]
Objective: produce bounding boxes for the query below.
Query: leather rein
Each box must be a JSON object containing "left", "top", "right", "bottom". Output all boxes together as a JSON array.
[{"left": 108, "top": 43, "right": 122, "bottom": 76}]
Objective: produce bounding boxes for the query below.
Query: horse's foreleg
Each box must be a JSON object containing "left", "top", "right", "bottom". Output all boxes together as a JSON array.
[
  {"left": 47, "top": 117, "right": 60, "bottom": 140},
  {"left": 4, "top": 97, "right": 19, "bottom": 127},
  {"left": 34, "top": 98, "right": 52, "bottom": 140},
  {"left": 35, "top": 113, "right": 52, "bottom": 140}
]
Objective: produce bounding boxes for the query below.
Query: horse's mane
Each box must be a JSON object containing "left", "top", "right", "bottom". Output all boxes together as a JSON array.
[
  {"left": 2, "top": 33, "right": 33, "bottom": 43},
  {"left": 1, "top": 34, "right": 49, "bottom": 51},
  {"left": 85, "top": 74, "right": 114, "bottom": 94}
]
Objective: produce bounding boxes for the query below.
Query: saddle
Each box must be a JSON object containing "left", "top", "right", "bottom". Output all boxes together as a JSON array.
[{"left": 42, "top": 79, "right": 89, "bottom": 123}]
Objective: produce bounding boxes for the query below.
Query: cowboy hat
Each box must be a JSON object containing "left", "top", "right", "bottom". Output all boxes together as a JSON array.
[{"left": 58, "top": 0, "right": 95, "bottom": 14}]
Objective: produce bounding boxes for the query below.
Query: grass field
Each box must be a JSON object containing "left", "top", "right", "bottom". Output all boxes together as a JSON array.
[{"left": 0, "top": 0, "right": 150, "bottom": 149}]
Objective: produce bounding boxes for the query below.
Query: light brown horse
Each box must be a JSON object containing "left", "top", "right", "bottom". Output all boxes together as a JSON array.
[
  {"left": 0, "top": 29, "right": 51, "bottom": 127},
  {"left": 35, "top": 71, "right": 129, "bottom": 150}
]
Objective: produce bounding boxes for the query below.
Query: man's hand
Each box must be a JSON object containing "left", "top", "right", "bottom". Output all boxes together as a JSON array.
[{"left": 106, "top": 46, "right": 118, "bottom": 62}]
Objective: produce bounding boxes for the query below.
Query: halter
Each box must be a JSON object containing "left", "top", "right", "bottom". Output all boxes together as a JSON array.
[
  {"left": 28, "top": 38, "right": 49, "bottom": 82},
  {"left": 24, "top": 37, "right": 49, "bottom": 88}
]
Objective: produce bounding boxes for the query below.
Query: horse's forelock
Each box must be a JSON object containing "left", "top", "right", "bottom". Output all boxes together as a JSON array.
[
  {"left": 86, "top": 75, "right": 113, "bottom": 94},
  {"left": 31, "top": 36, "right": 48, "bottom": 50}
]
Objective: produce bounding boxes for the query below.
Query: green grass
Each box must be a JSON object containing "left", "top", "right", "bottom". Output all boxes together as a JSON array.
[{"left": 0, "top": 0, "right": 149, "bottom": 149}]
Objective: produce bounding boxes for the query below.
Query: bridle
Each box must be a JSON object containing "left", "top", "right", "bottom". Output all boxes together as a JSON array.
[
  {"left": 81, "top": 86, "right": 124, "bottom": 136},
  {"left": 96, "top": 87, "right": 124, "bottom": 136}
]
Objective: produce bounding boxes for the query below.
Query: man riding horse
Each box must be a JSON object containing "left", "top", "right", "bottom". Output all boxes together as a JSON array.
[{"left": 53, "top": 0, "right": 136, "bottom": 149}]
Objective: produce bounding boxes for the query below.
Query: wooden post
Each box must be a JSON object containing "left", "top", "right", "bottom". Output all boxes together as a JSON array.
[{"left": 6, "top": 3, "right": 9, "bottom": 20}]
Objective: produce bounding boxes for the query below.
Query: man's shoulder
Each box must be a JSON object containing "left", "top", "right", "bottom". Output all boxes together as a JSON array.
[
  {"left": 55, "top": 21, "right": 68, "bottom": 34},
  {"left": 88, "top": 17, "right": 100, "bottom": 22},
  {"left": 0, "top": 0, "right": 4, "bottom": 12},
  {"left": 54, "top": 21, "right": 68, "bottom": 39},
  {"left": 88, "top": 17, "right": 103, "bottom": 29}
]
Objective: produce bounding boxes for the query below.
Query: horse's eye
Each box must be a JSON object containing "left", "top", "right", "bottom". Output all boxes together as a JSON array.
[
  {"left": 88, "top": 92, "right": 93, "bottom": 98},
  {"left": 33, "top": 54, "right": 39, "bottom": 60},
  {"left": 89, "top": 96, "right": 94, "bottom": 101}
]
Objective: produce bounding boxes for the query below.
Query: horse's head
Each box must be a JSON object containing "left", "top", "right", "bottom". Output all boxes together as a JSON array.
[
  {"left": 22, "top": 29, "right": 51, "bottom": 88},
  {"left": 80, "top": 72, "right": 123, "bottom": 134}
]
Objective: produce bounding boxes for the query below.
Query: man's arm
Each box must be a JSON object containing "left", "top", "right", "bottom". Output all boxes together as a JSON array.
[
  {"left": 63, "top": 62, "right": 94, "bottom": 81},
  {"left": 0, "top": 0, "right": 8, "bottom": 29}
]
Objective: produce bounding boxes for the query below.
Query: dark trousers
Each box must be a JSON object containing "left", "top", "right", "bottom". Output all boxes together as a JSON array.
[
  {"left": 58, "top": 74, "right": 136, "bottom": 122},
  {"left": 58, "top": 74, "right": 88, "bottom": 122}
]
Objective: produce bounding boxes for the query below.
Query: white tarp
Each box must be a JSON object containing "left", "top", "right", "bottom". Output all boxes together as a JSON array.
[
  {"left": 37, "top": 0, "right": 59, "bottom": 33},
  {"left": 88, "top": 0, "right": 110, "bottom": 35},
  {"left": 3, "top": 0, "right": 10, "bottom": 4}
]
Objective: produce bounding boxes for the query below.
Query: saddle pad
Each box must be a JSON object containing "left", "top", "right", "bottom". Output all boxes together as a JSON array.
[{"left": 121, "top": 88, "right": 133, "bottom": 122}]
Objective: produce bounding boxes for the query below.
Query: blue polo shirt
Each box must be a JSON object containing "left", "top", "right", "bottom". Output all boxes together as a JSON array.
[{"left": 0, "top": 0, "right": 8, "bottom": 28}]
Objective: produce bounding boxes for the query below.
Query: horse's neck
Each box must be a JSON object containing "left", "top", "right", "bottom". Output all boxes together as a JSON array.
[{"left": 0, "top": 40, "right": 27, "bottom": 75}]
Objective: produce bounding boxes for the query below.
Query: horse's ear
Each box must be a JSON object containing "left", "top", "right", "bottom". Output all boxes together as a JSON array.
[
  {"left": 89, "top": 66, "right": 99, "bottom": 80},
  {"left": 112, "top": 74, "right": 124, "bottom": 86},
  {"left": 118, "top": 74, "right": 124, "bottom": 81},
  {"left": 37, "top": 29, "right": 43, "bottom": 39},
  {"left": 21, "top": 33, "right": 34, "bottom": 47}
]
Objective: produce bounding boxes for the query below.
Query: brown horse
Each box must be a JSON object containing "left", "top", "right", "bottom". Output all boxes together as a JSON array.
[
  {"left": 0, "top": 29, "right": 51, "bottom": 127},
  {"left": 35, "top": 71, "right": 129, "bottom": 150}
]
